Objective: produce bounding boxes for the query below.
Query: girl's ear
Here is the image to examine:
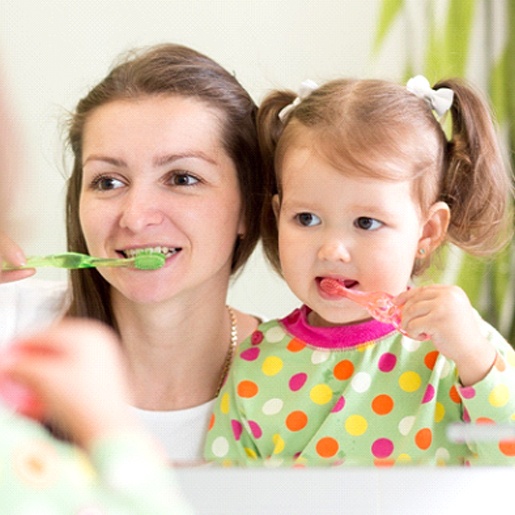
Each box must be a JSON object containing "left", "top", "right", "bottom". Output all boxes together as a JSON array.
[
  {"left": 418, "top": 201, "right": 450, "bottom": 255},
  {"left": 272, "top": 194, "right": 280, "bottom": 220}
]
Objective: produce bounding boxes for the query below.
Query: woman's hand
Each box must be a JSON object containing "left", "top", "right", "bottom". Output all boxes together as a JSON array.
[
  {"left": 0, "top": 232, "right": 34, "bottom": 283},
  {"left": 395, "top": 284, "right": 497, "bottom": 386},
  {"left": 0, "top": 319, "right": 141, "bottom": 449}
]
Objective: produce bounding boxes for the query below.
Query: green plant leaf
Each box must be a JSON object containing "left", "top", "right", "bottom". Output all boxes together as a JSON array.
[
  {"left": 489, "top": 48, "right": 507, "bottom": 123},
  {"left": 372, "top": 0, "right": 405, "bottom": 55},
  {"left": 443, "top": 0, "right": 476, "bottom": 76}
]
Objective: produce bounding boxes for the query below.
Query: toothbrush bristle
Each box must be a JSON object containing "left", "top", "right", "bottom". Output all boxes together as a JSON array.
[{"left": 133, "top": 251, "right": 166, "bottom": 270}]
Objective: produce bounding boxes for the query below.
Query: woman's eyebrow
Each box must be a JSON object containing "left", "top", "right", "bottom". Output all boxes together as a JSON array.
[{"left": 153, "top": 151, "right": 218, "bottom": 167}]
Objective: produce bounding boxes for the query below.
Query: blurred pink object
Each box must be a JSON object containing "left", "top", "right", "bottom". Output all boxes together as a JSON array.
[
  {"left": 320, "top": 278, "right": 407, "bottom": 335},
  {"left": 0, "top": 350, "right": 45, "bottom": 420}
]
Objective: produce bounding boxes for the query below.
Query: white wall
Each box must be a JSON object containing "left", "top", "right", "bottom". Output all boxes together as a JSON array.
[{"left": 1, "top": 0, "right": 408, "bottom": 319}]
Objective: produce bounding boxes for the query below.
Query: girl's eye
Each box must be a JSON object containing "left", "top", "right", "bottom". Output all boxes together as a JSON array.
[
  {"left": 90, "top": 175, "right": 124, "bottom": 191},
  {"left": 296, "top": 212, "right": 321, "bottom": 227},
  {"left": 170, "top": 173, "right": 199, "bottom": 186},
  {"left": 354, "top": 217, "right": 382, "bottom": 231}
]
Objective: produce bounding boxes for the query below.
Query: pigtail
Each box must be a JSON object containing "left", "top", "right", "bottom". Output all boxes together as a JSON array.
[
  {"left": 438, "top": 78, "right": 514, "bottom": 255},
  {"left": 257, "top": 90, "right": 296, "bottom": 274}
]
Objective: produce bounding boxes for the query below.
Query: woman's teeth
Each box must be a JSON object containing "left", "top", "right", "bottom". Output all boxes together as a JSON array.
[{"left": 123, "top": 247, "right": 179, "bottom": 258}]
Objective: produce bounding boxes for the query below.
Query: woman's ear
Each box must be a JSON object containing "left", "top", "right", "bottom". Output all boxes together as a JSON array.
[
  {"left": 417, "top": 201, "right": 450, "bottom": 255},
  {"left": 272, "top": 194, "right": 280, "bottom": 221}
]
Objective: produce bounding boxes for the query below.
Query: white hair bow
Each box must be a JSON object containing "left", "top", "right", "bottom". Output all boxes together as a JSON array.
[
  {"left": 278, "top": 79, "right": 319, "bottom": 123},
  {"left": 406, "top": 75, "right": 454, "bottom": 117}
]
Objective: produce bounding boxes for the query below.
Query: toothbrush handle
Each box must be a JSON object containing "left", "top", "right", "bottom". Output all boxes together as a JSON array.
[
  {"left": 2, "top": 256, "right": 55, "bottom": 270},
  {"left": 88, "top": 257, "right": 135, "bottom": 268}
]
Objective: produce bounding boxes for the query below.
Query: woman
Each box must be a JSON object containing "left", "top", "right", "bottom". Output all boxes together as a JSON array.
[{"left": 1, "top": 43, "right": 264, "bottom": 463}]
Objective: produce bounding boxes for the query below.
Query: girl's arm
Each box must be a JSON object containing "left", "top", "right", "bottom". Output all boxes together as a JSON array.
[{"left": 0, "top": 319, "right": 193, "bottom": 514}]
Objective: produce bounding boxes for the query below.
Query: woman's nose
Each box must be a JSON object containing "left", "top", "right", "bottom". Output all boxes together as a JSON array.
[
  {"left": 119, "top": 188, "right": 164, "bottom": 231},
  {"left": 317, "top": 239, "right": 351, "bottom": 263}
]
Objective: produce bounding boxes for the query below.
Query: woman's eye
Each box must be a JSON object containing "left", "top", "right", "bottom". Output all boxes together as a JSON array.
[
  {"left": 354, "top": 217, "right": 382, "bottom": 230},
  {"left": 170, "top": 173, "right": 199, "bottom": 186},
  {"left": 296, "top": 212, "right": 321, "bottom": 227},
  {"left": 91, "top": 175, "right": 124, "bottom": 191}
]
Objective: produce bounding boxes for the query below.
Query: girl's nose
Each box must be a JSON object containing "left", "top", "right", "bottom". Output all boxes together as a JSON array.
[
  {"left": 119, "top": 189, "right": 165, "bottom": 232},
  {"left": 317, "top": 240, "right": 351, "bottom": 263}
]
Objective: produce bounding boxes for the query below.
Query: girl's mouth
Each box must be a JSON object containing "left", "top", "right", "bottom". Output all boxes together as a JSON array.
[{"left": 317, "top": 277, "right": 359, "bottom": 290}]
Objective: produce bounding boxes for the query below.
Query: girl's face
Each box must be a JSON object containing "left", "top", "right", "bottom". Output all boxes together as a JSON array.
[
  {"left": 276, "top": 141, "right": 435, "bottom": 327},
  {"left": 79, "top": 96, "right": 244, "bottom": 305}
]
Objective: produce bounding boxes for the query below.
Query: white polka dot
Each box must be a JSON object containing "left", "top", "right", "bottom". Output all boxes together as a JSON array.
[
  {"left": 311, "top": 350, "right": 330, "bottom": 364},
  {"left": 351, "top": 372, "right": 371, "bottom": 393},
  {"left": 211, "top": 436, "right": 229, "bottom": 458},
  {"left": 398, "top": 416, "right": 416, "bottom": 436},
  {"left": 401, "top": 336, "right": 421, "bottom": 352},
  {"left": 262, "top": 398, "right": 284, "bottom": 415},
  {"left": 265, "top": 326, "right": 286, "bottom": 343},
  {"left": 435, "top": 447, "right": 450, "bottom": 464},
  {"left": 264, "top": 457, "right": 285, "bottom": 467}
]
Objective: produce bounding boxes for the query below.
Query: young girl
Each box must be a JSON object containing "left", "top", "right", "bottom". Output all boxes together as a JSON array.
[{"left": 204, "top": 75, "right": 515, "bottom": 466}]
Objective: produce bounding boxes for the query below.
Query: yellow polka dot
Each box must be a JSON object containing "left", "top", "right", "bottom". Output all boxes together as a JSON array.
[
  {"left": 309, "top": 384, "right": 333, "bottom": 405},
  {"left": 399, "top": 371, "right": 422, "bottom": 392},
  {"left": 220, "top": 392, "right": 230, "bottom": 414},
  {"left": 272, "top": 434, "right": 285, "bottom": 454},
  {"left": 434, "top": 402, "right": 445, "bottom": 423},
  {"left": 488, "top": 384, "right": 510, "bottom": 407},
  {"left": 245, "top": 448, "right": 258, "bottom": 459},
  {"left": 262, "top": 356, "right": 283, "bottom": 376},
  {"left": 345, "top": 415, "right": 368, "bottom": 436},
  {"left": 396, "top": 453, "right": 412, "bottom": 463}
]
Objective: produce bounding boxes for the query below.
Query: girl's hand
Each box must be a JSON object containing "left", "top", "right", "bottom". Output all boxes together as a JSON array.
[
  {"left": 0, "top": 232, "right": 34, "bottom": 283},
  {"left": 395, "top": 284, "right": 497, "bottom": 386},
  {"left": 0, "top": 319, "right": 141, "bottom": 449}
]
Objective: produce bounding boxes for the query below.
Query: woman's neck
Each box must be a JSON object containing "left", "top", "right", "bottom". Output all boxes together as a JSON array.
[{"left": 112, "top": 291, "right": 233, "bottom": 411}]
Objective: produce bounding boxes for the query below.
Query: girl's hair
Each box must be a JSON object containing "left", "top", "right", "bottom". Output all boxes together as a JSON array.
[
  {"left": 258, "top": 77, "right": 514, "bottom": 275},
  {"left": 65, "top": 43, "right": 263, "bottom": 327}
]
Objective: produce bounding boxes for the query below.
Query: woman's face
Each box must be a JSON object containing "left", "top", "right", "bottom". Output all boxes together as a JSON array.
[{"left": 79, "top": 96, "right": 244, "bottom": 304}]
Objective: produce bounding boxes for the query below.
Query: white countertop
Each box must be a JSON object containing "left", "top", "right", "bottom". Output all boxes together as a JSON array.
[{"left": 177, "top": 466, "right": 515, "bottom": 514}]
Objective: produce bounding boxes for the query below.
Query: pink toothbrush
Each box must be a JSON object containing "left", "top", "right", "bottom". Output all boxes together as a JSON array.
[{"left": 320, "top": 278, "right": 407, "bottom": 334}]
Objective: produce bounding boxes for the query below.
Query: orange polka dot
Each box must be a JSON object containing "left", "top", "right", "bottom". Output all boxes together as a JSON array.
[
  {"left": 415, "top": 428, "right": 432, "bottom": 450},
  {"left": 372, "top": 394, "right": 394, "bottom": 415},
  {"left": 208, "top": 413, "right": 215, "bottom": 430},
  {"left": 287, "top": 338, "right": 306, "bottom": 352},
  {"left": 499, "top": 440, "right": 515, "bottom": 456},
  {"left": 476, "top": 417, "right": 495, "bottom": 425},
  {"left": 316, "top": 437, "right": 339, "bottom": 458},
  {"left": 373, "top": 459, "right": 395, "bottom": 468},
  {"left": 286, "top": 410, "right": 308, "bottom": 432},
  {"left": 334, "top": 360, "right": 354, "bottom": 381},
  {"left": 494, "top": 354, "right": 506, "bottom": 372},
  {"left": 237, "top": 380, "right": 258, "bottom": 398},
  {"left": 449, "top": 385, "right": 461, "bottom": 404},
  {"left": 424, "top": 351, "right": 439, "bottom": 370}
]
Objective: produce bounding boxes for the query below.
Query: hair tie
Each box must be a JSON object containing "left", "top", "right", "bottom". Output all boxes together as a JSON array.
[
  {"left": 406, "top": 75, "right": 454, "bottom": 117},
  {"left": 278, "top": 79, "right": 319, "bottom": 123}
]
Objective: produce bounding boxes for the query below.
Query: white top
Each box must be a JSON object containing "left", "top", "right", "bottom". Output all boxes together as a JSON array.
[
  {"left": 0, "top": 279, "right": 215, "bottom": 463},
  {"left": 131, "top": 401, "right": 214, "bottom": 465}
]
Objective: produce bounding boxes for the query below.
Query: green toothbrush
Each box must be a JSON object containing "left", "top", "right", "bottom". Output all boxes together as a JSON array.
[{"left": 1, "top": 250, "right": 166, "bottom": 271}]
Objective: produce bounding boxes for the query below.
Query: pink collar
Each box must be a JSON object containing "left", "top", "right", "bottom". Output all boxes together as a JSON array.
[{"left": 280, "top": 305, "right": 397, "bottom": 349}]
